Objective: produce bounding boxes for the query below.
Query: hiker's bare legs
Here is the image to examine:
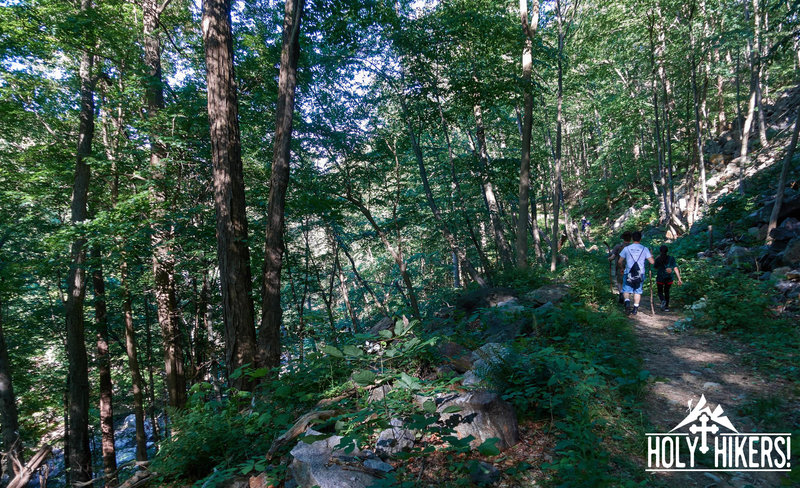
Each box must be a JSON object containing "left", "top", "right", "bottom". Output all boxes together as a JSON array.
[{"left": 633, "top": 294, "right": 641, "bottom": 307}]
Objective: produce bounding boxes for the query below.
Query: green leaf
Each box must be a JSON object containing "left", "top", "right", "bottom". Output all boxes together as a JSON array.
[
  {"left": 378, "top": 329, "right": 393, "bottom": 339},
  {"left": 422, "top": 399, "right": 436, "bottom": 414},
  {"left": 342, "top": 345, "right": 364, "bottom": 358},
  {"left": 442, "top": 405, "right": 462, "bottom": 414},
  {"left": 321, "top": 345, "right": 344, "bottom": 358},
  {"left": 352, "top": 370, "right": 377, "bottom": 386},
  {"left": 477, "top": 438, "right": 501, "bottom": 456},
  {"left": 249, "top": 367, "right": 269, "bottom": 378}
]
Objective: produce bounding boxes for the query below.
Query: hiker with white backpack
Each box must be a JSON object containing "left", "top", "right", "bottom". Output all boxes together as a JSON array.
[{"left": 618, "top": 230, "right": 655, "bottom": 315}]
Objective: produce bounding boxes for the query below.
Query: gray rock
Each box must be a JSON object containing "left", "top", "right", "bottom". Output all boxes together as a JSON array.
[
  {"left": 787, "top": 269, "right": 800, "bottom": 281},
  {"left": 703, "top": 472, "right": 722, "bottom": 483},
  {"left": 772, "top": 266, "right": 791, "bottom": 279},
  {"left": 780, "top": 237, "right": 800, "bottom": 266},
  {"left": 725, "top": 246, "right": 752, "bottom": 265},
  {"left": 524, "top": 284, "right": 569, "bottom": 306},
  {"left": 290, "top": 429, "right": 376, "bottom": 488},
  {"left": 438, "top": 342, "right": 473, "bottom": 373},
  {"left": 436, "top": 391, "right": 519, "bottom": 449},
  {"left": 368, "top": 385, "right": 393, "bottom": 404},
  {"left": 367, "top": 317, "right": 395, "bottom": 337},
  {"left": 375, "top": 419, "right": 416, "bottom": 458},
  {"left": 363, "top": 459, "right": 394, "bottom": 473},
  {"left": 702, "top": 382, "right": 722, "bottom": 391},
  {"left": 469, "top": 461, "right": 501, "bottom": 486},
  {"left": 470, "top": 343, "right": 510, "bottom": 376},
  {"left": 462, "top": 370, "right": 483, "bottom": 387}
]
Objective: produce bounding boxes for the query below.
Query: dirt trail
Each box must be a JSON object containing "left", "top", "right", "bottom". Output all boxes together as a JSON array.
[{"left": 630, "top": 294, "right": 793, "bottom": 488}]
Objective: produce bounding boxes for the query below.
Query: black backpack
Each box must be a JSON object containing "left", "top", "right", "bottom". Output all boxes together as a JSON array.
[{"left": 626, "top": 248, "right": 645, "bottom": 288}]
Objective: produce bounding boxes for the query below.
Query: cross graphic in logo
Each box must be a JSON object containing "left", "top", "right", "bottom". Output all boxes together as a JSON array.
[{"left": 688, "top": 412, "right": 719, "bottom": 453}]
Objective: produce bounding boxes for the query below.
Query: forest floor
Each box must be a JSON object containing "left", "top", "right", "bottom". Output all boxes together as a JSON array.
[{"left": 630, "top": 293, "right": 797, "bottom": 488}]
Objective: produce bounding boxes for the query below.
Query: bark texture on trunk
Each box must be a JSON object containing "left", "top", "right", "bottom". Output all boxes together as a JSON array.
[
  {"left": 144, "top": 0, "right": 186, "bottom": 408},
  {"left": 550, "top": 8, "right": 565, "bottom": 273},
  {"left": 121, "top": 261, "right": 147, "bottom": 461},
  {"left": 766, "top": 108, "right": 800, "bottom": 244},
  {"left": 516, "top": 0, "right": 539, "bottom": 269},
  {"left": 0, "top": 296, "right": 22, "bottom": 471},
  {"left": 91, "top": 248, "right": 117, "bottom": 485},
  {"left": 259, "top": 0, "right": 305, "bottom": 369},
  {"left": 202, "top": 0, "right": 259, "bottom": 387},
  {"left": 64, "top": 7, "right": 94, "bottom": 479},
  {"left": 473, "top": 104, "right": 513, "bottom": 268}
]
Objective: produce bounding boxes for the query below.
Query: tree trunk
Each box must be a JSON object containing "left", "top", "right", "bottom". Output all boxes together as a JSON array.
[
  {"left": 550, "top": 6, "right": 565, "bottom": 272},
  {"left": 91, "top": 248, "right": 117, "bottom": 485},
  {"left": 437, "top": 103, "right": 492, "bottom": 274},
  {"left": 143, "top": 297, "right": 160, "bottom": 443},
  {"left": 753, "top": 0, "right": 768, "bottom": 147},
  {"left": 691, "top": 16, "right": 709, "bottom": 207},
  {"left": 121, "top": 260, "right": 148, "bottom": 461},
  {"left": 144, "top": 0, "right": 186, "bottom": 408},
  {"left": 739, "top": 1, "right": 759, "bottom": 194},
  {"left": 766, "top": 107, "right": 800, "bottom": 244},
  {"left": 259, "top": 0, "right": 305, "bottom": 370},
  {"left": 473, "top": 104, "right": 513, "bottom": 268},
  {"left": 400, "top": 98, "right": 486, "bottom": 287},
  {"left": 335, "top": 232, "right": 390, "bottom": 318},
  {"left": 64, "top": 5, "right": 94, "bottom": 479},
  {"left": 0, "top": 296, "right": 23, "bottom": 472},
  {"left": 202, "top": 0, "right": 259, "bottom": 388},
  {"left": 517, "top": 0, "right": 540, "bottom": 268}
]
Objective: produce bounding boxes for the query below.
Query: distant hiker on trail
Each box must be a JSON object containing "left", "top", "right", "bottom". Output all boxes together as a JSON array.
[
  {"left": 581, "top": 216, "right": 591, "bottom": 236},
  {"left": 618, "top": 230, "right": 654, "bottom": 315},
  {"left": 609, "top": 231, "right": 632, "bottom": 304},
  {"left": 654, "top": 245, "right": 682, "bottom": 312}
]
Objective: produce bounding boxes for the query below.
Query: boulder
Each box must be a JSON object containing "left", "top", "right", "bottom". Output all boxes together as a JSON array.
[
  {"left": 780, "top": 237, "right": 800, "bottom": 266},
  {"left": 524, "top": 284, "right": 569, "bottom": 306},
  {"left": 771, "top": 267, "right": 792, "bottom": 279},
  {"left": 367, "top": 317, "right": 395, "bottom": 337},
  {"left": 456, "top": 287, "right": 518, "bottom": 312},
  {"left": 375, "top": 419, "right": 416, "bottom": 458},
  {"left": 435, "top": 391, "right": 519, "bottom": 449},
  {"left": 786, "top": 269, "right": 800, "bottom": 282},
  {"left": 438, "top": 342, "right": 474, "bottom": 374},
  {"left": 290, "top": 429, "right": 377, "bottom": 488},
  {"left": 747, "top": 225, "right": 768, "bottom": 241},
  {"left": 725, "top": 246, "right": 752, "bottom": 265},
  {"left": 367, "top": 385, "right": 393, "bottom": 404},
  {"left": 769, "top": 226, "right": 800, "bottom": 244},
  {"left": 470, "top": 343, "right": 510, "bottom": 373}
]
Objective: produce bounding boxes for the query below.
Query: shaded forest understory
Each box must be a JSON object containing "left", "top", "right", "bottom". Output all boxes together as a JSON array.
[{"left": 1, "top": 0, "right": 799, "bottom": 487}]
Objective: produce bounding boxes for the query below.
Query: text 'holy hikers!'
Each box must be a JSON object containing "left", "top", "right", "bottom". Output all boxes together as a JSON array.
[{"left": 646, "top": 395, "right": 792, "bottom": 472}]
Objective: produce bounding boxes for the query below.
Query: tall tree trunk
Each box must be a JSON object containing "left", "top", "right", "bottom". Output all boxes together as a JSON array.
[
  {"left": 64, "top": 4, "right": 94, "bottom": 479},
  {"left": 335, "top": 232, "right": 390, "bottom": 318},
  {"left": 144, "top": 0, "right": 186, "bottom": 408},
  {"left": 766, "top": 108, "right": 800, "bottom": 244},
  {"left": 399, "top": 98, "right": 486, "bottom": 287},
  {"left": 550, "top": 4, "right": 565, "bottom": 272},
  {"left": 202, "top": 0, "right": 259, "bottom": 388},
  {"left": 437, "top": 102, "right": 492, "bottom": 274},
  {"left": 143, "top": 297, "right": 160, "bottom": 443},
  {"left": 121, "top": 260, "right": 147, "bottom": 461},
  {"left": 739, "top": 1, "right": 759, "bottom": 194},
  {"left": 517, "top": 0, "right": 540, "bottom": 268},
  {"left": 0, "top": 296, "right": 23, "bottom": 473},
  {"left": 91, "top": 248, "right": 116, "bottom": 486},
  {"left": 259, "top": 0, "right": 305, "bottom": 370},
  {"left": 753, "top": 0, "right": 768, "bottom": 147},
  {"left": 473, "top": 104, "right": 513, "bottom": 268},
  {"left": 715, "top": 48, "right": 726, "bottom": 133},
  {"left": 690, "top": 11, "right": 709, "bottom": 207}
]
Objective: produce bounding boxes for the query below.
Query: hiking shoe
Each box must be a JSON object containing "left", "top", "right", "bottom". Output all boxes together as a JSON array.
[
  {"left": 660, "top": 300, "right": 666, "bottom": 311},
  {"left": 663, "top": 306, "right": 670, "bottom": 312},
  {"left": 632, "top": 306, "right": 639, "bottom": 316},
  {"left": 624, "top": 301, "right": 631, "bottom": 314}
]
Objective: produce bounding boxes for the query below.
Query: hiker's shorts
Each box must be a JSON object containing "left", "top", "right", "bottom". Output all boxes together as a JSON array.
[{"left": 622, "top": 275, "right": 643, "bottom": 295}]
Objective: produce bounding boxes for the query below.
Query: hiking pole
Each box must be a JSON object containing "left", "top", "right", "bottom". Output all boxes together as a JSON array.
[{"left": 649, "top": 269, "right": 655, "bottom": 316}]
